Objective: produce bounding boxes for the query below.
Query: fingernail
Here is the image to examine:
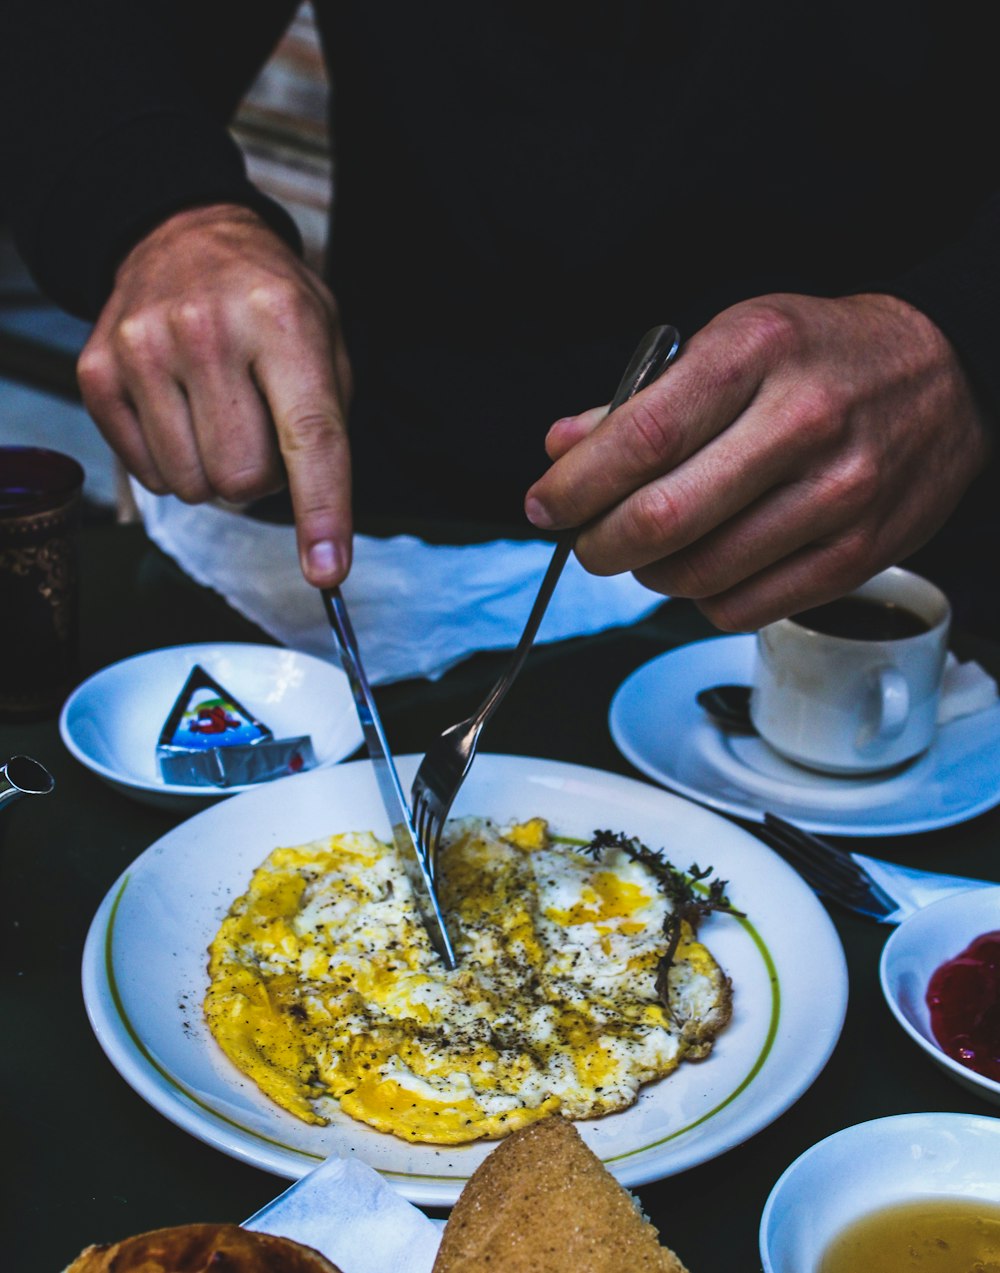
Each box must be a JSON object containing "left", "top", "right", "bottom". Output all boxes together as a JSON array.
[
  {"left": 525, "top": 496, "right": 554, "bottom": 529},
  {"left": 307, "top": 539, "right": 343, "bottom": 580}
]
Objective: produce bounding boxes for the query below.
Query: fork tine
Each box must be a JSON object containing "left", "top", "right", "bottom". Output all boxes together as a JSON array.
[
  {"left": 414, "top": 795, "right": 433, "bottom": 860},
  {"left": 412, "top": 786, "right": 444, "bottom": 882}
]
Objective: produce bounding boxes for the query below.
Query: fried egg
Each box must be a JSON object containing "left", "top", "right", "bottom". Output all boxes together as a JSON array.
[{"left": 204, "top": 817, "right": 733, "bottom": 1144}]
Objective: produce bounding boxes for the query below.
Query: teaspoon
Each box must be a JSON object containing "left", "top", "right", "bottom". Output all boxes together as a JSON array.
[{"left": 695, "top": 684, "right": 756, "bottom": 733}]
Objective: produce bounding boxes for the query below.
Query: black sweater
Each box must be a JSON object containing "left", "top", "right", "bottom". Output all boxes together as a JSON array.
[{"left": 2, "top": 1, "right": 998, "bottom": 528}]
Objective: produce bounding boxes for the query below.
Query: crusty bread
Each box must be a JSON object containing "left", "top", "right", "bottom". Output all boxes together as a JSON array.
[
  {"left": 433, "top": 1117, "right": 690, "bottom": 1272},
  {"left": 63, "top": 1222, "right": 342, "bottom": 1273}
]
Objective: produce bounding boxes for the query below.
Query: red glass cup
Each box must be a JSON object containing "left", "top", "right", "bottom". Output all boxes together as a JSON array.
[{"left": 0, "top": 446, "right": 85, "bottom": 718}]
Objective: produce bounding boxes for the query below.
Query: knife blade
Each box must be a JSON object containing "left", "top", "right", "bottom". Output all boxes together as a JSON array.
[{"left": 322, "top": 586, "right": 458, "bottom": 970}]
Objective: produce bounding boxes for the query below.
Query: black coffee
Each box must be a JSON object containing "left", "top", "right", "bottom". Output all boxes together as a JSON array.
[{"left": 791, "top": 596, "right": 930, "bottom": 641}]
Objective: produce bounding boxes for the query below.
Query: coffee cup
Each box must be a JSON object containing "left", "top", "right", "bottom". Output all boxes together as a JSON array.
[
  {"left": 749, "top": 566, "right": 951, "bottom": 774},
  {"left": 0, "top": 446, "right": 85, "bottom": 719}
]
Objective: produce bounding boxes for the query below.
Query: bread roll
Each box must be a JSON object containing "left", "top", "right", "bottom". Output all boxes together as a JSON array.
[
  {"left": 64, "top": 1222, "right": 342, "bottom": 1273},
  {"left": 433, "top": 1117, "right": 689, "bottom": 1272}
]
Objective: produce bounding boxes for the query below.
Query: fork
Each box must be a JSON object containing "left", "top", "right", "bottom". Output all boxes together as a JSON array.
[
  {"left": 756, "top": 812, "right": 996, "bottom": 922},
  {"left": 410, "top": 323, "right": 682, "bottom": 875}
]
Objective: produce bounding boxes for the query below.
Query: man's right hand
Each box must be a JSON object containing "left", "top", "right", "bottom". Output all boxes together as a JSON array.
[{"left": 76, "top": 202, "right": 353, "bottom": 588}]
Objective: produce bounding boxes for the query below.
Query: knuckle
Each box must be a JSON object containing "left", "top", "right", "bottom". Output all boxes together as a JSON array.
[
  {"left": 116, "top": 313, "right": 163, "bottom": 363},
  {"left": 789, "top": 381, "right": 846, "bottom": 445},
  {"left": 838, "top": 449, "right": 881, "bottom": 509},
  {"left": 76, "top": 346, "right": 117, "bottom": 403},
  {"left": 625, "top": 482, "right": 686, "bottom": 552},
  {"left": 115, "top": 314, "right": 153, "bottom": 358},
  {"left": 812, "top": 448, "right": 880, "bottom": 516},
  {"left": 169, "top": 299, "right": 222, "bottom": 351},
  {"left": 247, "top": 279, "right": 308, "bottom": 328},
  {"left": 281, "top": 408, "right": 343, "bottom": 455},
  {"left": 740, "top": 300, "right": 799, "bottom": 362},
  {"left": 624, "top": 396, "right": 681, "bottom": 469}
]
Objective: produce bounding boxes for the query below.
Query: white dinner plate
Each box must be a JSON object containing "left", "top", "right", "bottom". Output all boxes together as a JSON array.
[
  {"left": 609, "top": 635, "right": 1000, "bottom": 836},
  {"left": 81, "top": 753, "right": 847, "bottom": 1207},
  {"left": 60, "top": 642, "right": 364, "bottom": 809}
]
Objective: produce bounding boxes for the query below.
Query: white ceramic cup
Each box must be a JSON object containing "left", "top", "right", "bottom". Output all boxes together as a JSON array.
[{"left": 750, "top": 566, "right": 951, "bottom": 774}]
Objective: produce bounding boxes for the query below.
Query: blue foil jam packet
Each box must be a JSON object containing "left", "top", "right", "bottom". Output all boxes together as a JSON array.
[
  {"left": 160, "top": 665, "right": 272, "bottom": 751},
  {"left": 157, "top": 664, "right": 316, "bottom": 787}
]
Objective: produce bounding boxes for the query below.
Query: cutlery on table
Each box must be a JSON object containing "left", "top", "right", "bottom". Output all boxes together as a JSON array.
[
  {"left": 755, "top": 811, "right": 995, "bottom": 922},
  {"left": 410, "top": 323, "right": 683, "bottom": 874},
  {"left": 322, "top": 586, "right": 458, "bottom": 969}
]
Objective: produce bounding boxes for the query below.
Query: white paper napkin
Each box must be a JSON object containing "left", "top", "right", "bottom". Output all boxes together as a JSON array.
[
  {"left": 937, "top": 652, "right": 999, "bottom": 724},
  {"left": 851, "top": 854, "right": 996, "bottom": 924},
  {"left": 132, "top": 486, "right": 665, "bottom": 685},
  {"left": 244, "top": 1155, "right": 441, "bottom": 1273}
]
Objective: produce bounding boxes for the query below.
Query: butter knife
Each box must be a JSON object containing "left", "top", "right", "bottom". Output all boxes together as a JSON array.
[{"left": 322, "top": 586, "right": 458, "bottom": 970}]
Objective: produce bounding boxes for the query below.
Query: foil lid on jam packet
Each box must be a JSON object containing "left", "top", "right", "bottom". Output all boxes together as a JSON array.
[{"left": 158, "top": 664, "right": 316, "bottom": 788}]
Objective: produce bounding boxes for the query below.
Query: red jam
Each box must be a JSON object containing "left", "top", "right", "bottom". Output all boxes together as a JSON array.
[{"left": 926, "top": 930, "right": 1000, "bottom": 1082}]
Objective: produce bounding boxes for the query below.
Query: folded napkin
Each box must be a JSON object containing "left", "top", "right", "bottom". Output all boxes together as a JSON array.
[
  {"left": 851, "top": 854, "right": 996, "bottom": 925},
  {"left": 132, "top": 486, "right": 665, "bottom": 685},
  {"left": 937, "top": 652, "right": 999, "bottom": 724},
  {"left": 244, "top": 1155, "right": 440, "bottom": 1273}
]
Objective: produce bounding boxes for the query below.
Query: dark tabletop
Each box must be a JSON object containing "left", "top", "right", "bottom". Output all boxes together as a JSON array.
[{"left": 4, "top": 521, "right": 1000, "bottom": 1273}]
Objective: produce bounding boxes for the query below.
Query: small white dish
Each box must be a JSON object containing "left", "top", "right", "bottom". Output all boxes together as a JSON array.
[
  {"left": 609, "top": 635, "right": 1000, "bottom": 835},
  {"left": 60, "top": 642, "right": 363, "bottom": 809},
  {"left": 880, "top": 887, "right": 1000, "bottom": 1104},
  {"left": 760, "top": 1111, "right": 1000, "bottom": 1272}
]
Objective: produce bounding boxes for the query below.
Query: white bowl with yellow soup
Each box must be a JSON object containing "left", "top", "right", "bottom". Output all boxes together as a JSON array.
[{"left": 759, "top": 1111, "right": 1000, "bottom": 1272}]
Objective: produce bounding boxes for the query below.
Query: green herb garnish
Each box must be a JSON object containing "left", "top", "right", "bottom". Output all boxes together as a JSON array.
[{"left": 583, "top": 829, "right": 744, "bottom": 1011}]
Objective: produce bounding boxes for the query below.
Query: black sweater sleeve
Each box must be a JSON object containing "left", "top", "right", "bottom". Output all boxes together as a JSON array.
[
  {"left": 0, "top": 0, "right": 303, "bottom": 319},
  {"left": 878, "top": 195, "right": 1000, "bottom": 425}
]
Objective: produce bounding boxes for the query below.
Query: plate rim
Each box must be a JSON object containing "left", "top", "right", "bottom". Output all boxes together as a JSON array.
[
  {"left": 81, "top": 753, "right": 848, "bottom": 1206},
  {"left": 608, "top": 634, "right": 1000, "bottom": 836}
]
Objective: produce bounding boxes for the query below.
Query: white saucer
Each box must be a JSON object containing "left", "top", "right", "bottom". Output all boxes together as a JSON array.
[
  {"left": 609, "top": 635, "right": 1000, "bottom": 836},
  {"left": 60, "top": 642, "right": 364, "bottom": 810}
]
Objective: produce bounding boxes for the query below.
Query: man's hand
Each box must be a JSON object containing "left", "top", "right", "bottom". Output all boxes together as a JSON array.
[
  {"left": 525, "top": 293, "right": 992, "bottom": 629},
  {"left": 77, "top": 203, "right": 352, "bottom": 587}
]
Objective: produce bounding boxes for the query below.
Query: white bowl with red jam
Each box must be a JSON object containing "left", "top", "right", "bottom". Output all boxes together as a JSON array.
[{"left": 879, "top": 886, "right": 1000, "bottom": 1104}]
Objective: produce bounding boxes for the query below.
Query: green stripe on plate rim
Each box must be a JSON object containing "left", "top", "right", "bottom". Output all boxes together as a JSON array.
[{"left": 104, "top": 871, "right": 780, "bottom": 1181}]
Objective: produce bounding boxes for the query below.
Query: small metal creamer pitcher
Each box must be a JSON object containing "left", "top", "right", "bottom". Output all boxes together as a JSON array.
[{"left": 0, "top": 755, "right": 55, "bottom": 811}]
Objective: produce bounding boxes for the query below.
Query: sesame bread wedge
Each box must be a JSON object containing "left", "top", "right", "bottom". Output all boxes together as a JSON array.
[{"left": 434, "top": 1117, "right": 689, "bottom": 1273}]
